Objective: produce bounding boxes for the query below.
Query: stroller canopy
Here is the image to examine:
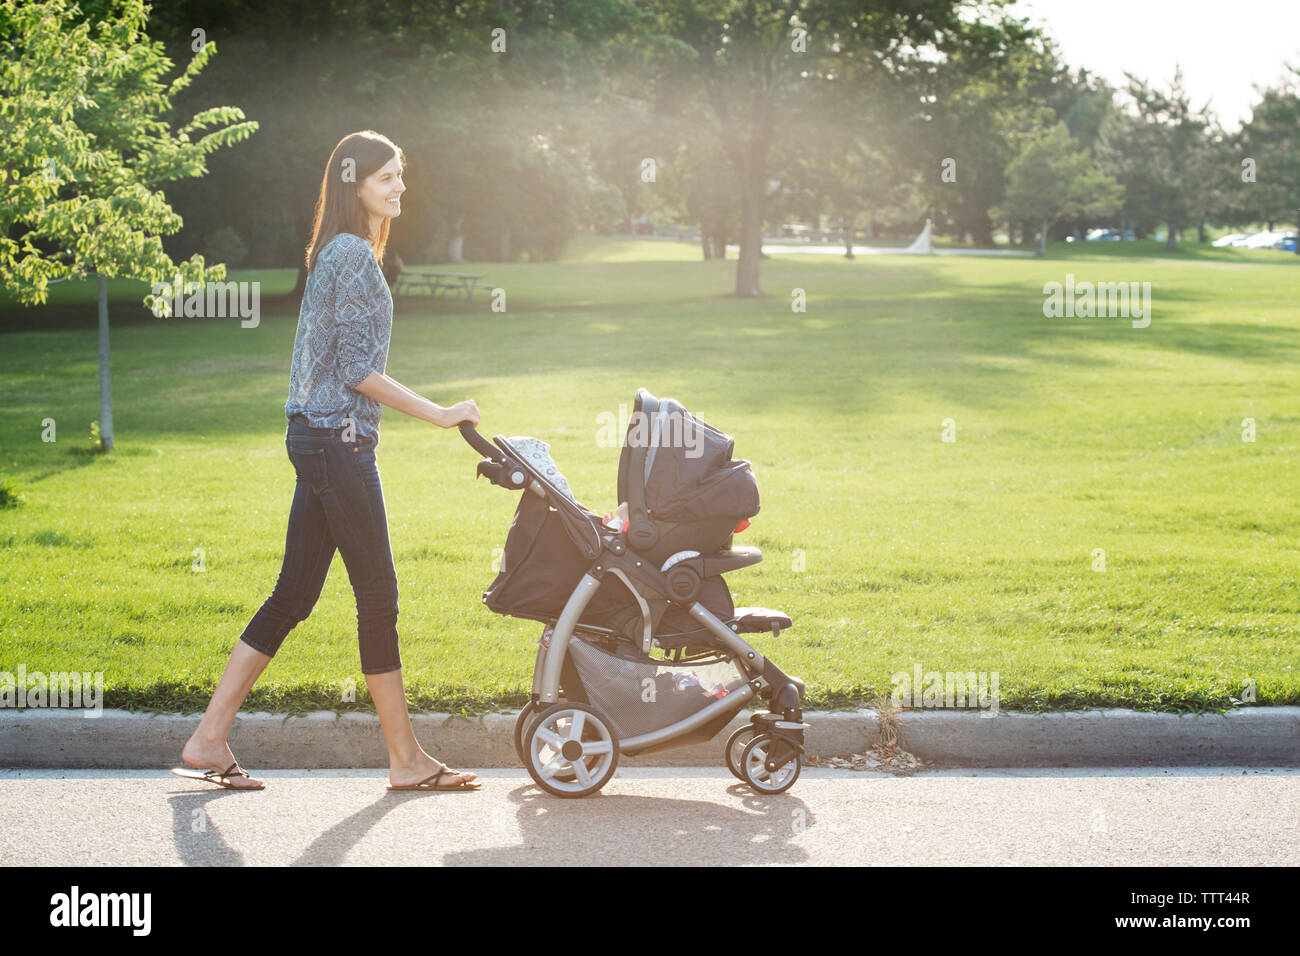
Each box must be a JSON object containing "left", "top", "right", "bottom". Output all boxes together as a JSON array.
[{"left": 618, "top": 389, "right": 759, "bottom": 526}]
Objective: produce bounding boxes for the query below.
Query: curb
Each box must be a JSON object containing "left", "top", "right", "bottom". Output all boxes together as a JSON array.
[{"left": 2, "top": 706, "right": 1297, "bottom": 769}]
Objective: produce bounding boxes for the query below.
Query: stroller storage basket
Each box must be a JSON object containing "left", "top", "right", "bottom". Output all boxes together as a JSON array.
[{"left": 565, "top": 631, "right": 750, "bottom": 741}]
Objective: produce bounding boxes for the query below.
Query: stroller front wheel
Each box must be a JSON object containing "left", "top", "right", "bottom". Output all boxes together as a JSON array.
[
  {"left": 739, "top": 733, "right": 802, "bottom": 794},
  {"left": 525, "top": 702, "right": 620, "bottom": 798}
]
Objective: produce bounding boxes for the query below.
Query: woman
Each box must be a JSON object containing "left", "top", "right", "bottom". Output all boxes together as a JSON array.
[{"left": 173, "top": 130, "right": 481, "bottom": 792}]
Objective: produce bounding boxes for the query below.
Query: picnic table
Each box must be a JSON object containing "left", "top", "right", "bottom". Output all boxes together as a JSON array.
[{"left": 393, "top": 266, "right": 489, "bottom": 301}]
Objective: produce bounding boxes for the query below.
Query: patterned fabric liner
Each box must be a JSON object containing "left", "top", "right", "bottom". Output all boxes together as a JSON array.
[{"left": 505, "top": 436, "right": 577, "bottom": 502}]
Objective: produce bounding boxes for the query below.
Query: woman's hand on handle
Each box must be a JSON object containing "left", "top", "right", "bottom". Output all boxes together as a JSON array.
[{"left": 439, "top": 399, "right": 479, "bottom": 429}]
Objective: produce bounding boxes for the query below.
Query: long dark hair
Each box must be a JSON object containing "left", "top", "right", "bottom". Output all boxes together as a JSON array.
[{"left": 304, "top": 130, "right": 406, "bottom": 272}]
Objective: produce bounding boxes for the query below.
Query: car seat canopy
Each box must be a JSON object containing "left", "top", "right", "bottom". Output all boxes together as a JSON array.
[{"left": 618, "top": 389, "right": 760, "bottom": 525}]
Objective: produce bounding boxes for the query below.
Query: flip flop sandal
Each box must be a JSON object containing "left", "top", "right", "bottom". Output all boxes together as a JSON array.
[
  {"left": 387, "top": 767, "right": 482, "bottom": 791},
  {"left": 171, "top": 762, "right": 266, "bottom": 791}
]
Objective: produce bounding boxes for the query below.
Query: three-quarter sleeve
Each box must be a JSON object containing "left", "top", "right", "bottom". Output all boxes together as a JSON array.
[{"left": 334, "top": 238, "right": 384, "bottom": 389}]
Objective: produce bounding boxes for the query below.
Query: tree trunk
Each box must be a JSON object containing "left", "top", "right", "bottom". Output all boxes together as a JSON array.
[
  {"left": 1197, "top": 221, "right": 1207, "bottom": 244},
  {"left": 731, "top": 143, "right": 767, "bottom": 296},
  {"left": 1038, "top": 219, "right": 1048, "bottom": 257},
  {"left": 735, "top": 196, "right": 762, "bottom": 293},
  {"left": 621, "top": 179, "right": 637, "bottom": 234},
  {"left": 1266, "top": 220, "right": 1274, "bottom": 232},
  {"left": 701, "top": 228, "right": 712, "bottom": 260},
  {"left": 714, "top": 234, "right": 726, "bottom": 260},
  {"left": 1164, "top": 221, "right": 1177, "bottom": 251},
  {"left": 863, "top": 211, "right": 874, "bottom": 239},
  {"left": 843, "top": 214, "right": 855, "bottom": 259},
  {"left": 448, "top": 213, "right": 465, "bottom": 263},
  {"left": 97, "top": 274, "right": 114, "bottom": 452}
]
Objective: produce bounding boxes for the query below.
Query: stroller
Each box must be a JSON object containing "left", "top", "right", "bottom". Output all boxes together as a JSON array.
[{"left": 461, "top": 388, "right": 807, "bottom": 797}]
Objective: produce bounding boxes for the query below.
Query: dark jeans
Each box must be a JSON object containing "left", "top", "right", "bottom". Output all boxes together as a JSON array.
[{"left": 238, "top": 417, "right": 401, "bottom": 674}]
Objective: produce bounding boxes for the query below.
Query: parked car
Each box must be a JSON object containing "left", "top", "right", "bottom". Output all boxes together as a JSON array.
[
  {"left": 1212, "top": 233, "right": 1248, "bottom": 247},
  {"left": 1084, "top": 228, "right": 1135, "bottom": 241},
  {"left": 1235, "top": 231, "right": 1288, "bottom": 248},
  {"left": 1277, "top": 234, "right": 1297, "bottom": 252}
]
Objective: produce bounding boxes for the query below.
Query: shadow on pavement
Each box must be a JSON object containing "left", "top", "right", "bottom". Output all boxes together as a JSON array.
[{"left": 167, "top": 790, "right": 246, "bottom": 866}]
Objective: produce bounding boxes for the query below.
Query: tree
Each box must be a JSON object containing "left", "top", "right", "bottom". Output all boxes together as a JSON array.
[
  {"left": 782, "top": 53, "right": 922, "bottom": 255},
  {"left": 641, "top": 0, "right": 969, "bottom": 296},
  {"left": 993, "top": 123, "right": 1123, "bottom": 256},
  {"left": 1191, "top": 120, "right": 1238, "bottom": 242},
  {"left": 149, "top": 0, "right": 648, "bottom": 283},
  {"left": 1240, "top": 63, "right": 1300, "bottom": 241},
  {"left": 915, "top": 16, "right": 1063, "bottom": 246},
  {"left": 1, "top": 0, "right": 257, "bottom": 450},
  {"left": 1097, "top": 69, "right": 1210, "bottom": 251},
  {"left": 679, "top": 143, "right": 742, "bottom": 259}
]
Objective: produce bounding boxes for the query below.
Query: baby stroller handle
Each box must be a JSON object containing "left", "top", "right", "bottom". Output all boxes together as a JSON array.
[
  {"left": 462, "top": 424, "right": 537, "bottom": 494},
  {"left": 459, "top": 422, "right": 501, "bottom": 461}
]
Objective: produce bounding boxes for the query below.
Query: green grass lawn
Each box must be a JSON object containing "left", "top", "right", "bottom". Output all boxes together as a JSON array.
[{"left": 1, "top": 237, "right": 1297, "bottom": 714}]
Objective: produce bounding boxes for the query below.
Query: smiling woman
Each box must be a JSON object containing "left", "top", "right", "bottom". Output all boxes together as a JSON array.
[
  {"left": 171, "top": 130, "right": 484, "bottom": 794},
  {"left": 304, "top": 130, "right": 405, "bottom": 274}
]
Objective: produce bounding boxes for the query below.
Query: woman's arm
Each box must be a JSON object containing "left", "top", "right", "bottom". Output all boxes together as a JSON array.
[{"left": 354, "top": 371, "right": 479, "bottom": 429}]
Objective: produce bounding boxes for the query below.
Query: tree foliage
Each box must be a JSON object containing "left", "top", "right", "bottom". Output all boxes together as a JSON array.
[
  {"left": 994, "top": 122, "right": 1123, "bottom": 255},
  {"left": 0, "top": 0, "right": 258, "bottom": 309}
]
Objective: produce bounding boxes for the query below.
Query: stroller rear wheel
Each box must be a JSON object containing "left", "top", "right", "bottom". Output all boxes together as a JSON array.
[
  {"left": 513, "top": 700, "right": 539, "bottom": 766},
  {"left": 724, "top": 724, "right": 757, "bottom": 781},
  {"left": 524, "top": 702, "right": 619, "bottom": 798},
  {"left": 739, "top": 732, "right": 801, "bottom": 794},
  {"left": 517, "top": 700, "right": 584, "bottom": 782},
  {"left": 522, "top": 703, "right": 582, "bottom": 782}
]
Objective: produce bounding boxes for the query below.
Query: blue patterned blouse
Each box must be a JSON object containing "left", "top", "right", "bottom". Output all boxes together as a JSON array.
[{"left": 284, "top": 232, "right": 392, "bottom": 441}]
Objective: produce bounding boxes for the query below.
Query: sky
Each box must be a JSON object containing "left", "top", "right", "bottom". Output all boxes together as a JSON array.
[{"left": 1013, "top": 0, "right": 1300, "bottom": 128}]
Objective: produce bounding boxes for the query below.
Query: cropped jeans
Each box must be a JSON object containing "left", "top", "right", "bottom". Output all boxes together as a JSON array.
[{"left": 238, "top": 416, "right": 401, "bottom": 674}]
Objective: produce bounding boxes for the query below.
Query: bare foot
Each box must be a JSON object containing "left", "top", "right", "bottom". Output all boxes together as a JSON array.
[
  {"left": 180, "top": 733, "right": 265, "bottom": 790},
  {"left": 389, "top": 751, "right": 477, "bottom": 789}
]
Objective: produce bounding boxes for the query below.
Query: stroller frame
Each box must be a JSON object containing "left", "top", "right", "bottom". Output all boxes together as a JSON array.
[
  {"left": 530, "top": 556, "right": 801, "bottom": 757},
  {"left": 462, "top": 399, "right": 807, "bottom": 797}
]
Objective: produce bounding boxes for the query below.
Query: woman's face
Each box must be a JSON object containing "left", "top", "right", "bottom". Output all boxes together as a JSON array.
[{"left": 356, "top": 153, "right": 405, "bottom": 223}]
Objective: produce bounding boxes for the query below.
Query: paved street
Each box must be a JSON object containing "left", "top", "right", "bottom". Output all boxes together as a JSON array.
[{"left": 2, "top": 767, "right": 1296, "bottom": 866}]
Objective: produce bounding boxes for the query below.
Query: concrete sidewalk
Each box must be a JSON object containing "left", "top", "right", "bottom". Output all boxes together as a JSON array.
[
  {"left": 2, "top": 706, "right": 1296, "bottom": 769},
  {"left": 4, "top": 767, "right": 1296, "bottom": 866}
]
